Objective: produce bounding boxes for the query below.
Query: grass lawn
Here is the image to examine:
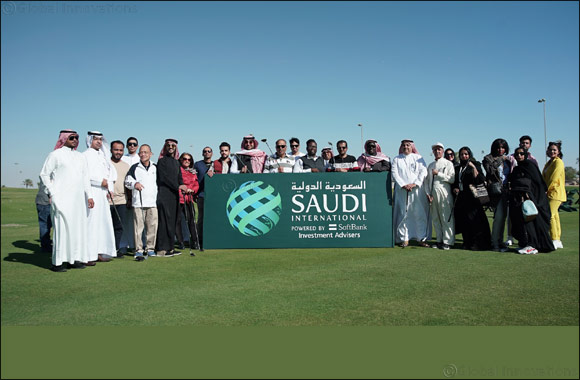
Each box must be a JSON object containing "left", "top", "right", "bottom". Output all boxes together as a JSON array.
[{"left": 1, "top": 187, "right": 578, "bottom": 326}]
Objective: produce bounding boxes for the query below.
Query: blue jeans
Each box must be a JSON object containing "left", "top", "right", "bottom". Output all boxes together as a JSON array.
[
  {"left": 491, "top": 194, "right": 508, "bottom": 248},
  {"left": 36, "top": 203, "right": 52, "bottom": 251}
]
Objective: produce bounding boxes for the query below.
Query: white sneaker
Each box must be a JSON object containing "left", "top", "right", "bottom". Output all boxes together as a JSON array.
[
  {"left": 518, "top": 246, "right": 537, "bottom": 255},
  {"left": 504, "top": 237, "right": 514, "bottom": 247},
  {"left": 555, "top": 240, "right": 564, "bottom": 249}
]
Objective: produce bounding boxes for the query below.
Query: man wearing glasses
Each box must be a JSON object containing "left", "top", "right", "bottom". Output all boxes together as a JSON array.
[
  {"left": 230, "top": 135, "right": 267, "bottom": 174},
  {"left": 264, "top": 139, "right": 295, "bottom": 173},
  {"left": 329, "top": 140, "right": 359, "bottom": 172},
  {"left": 125, "top": 144, "right": 159, "bottom": 261},
  {"left": 293, "top": 139, "right": 325, "bottom": 173},
  {"left": 155, "top": 138, "right": 189, "bottom": 257},
  {"left": 39, "top": 130, "right": 95, "bottom": 272},
  {"left": 287, "top": 137, "right": 305, "bottom": 162},
  {"left": 121, "top": 137, "right": 140, "bottom": 254},
  {"left": 122, "top": 137, "right": 141, "bottom": 166},
  {"left": 194, "top": 146, "right": 215, "bottom": 251},
  {"left": 357, "top": 139, "right": 391, "bottom": 172}
]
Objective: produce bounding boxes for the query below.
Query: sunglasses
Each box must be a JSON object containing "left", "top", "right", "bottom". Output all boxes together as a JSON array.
[
  {"left": 68, "top": 135, "right": 79, "bottom": 141},
  {"left": 290, "top": 144, "right": 299, "bottom": 148},
  {"left": 203, "top": 150, "right": 212, "bottom": 153},
  {"left": 181, "top": 157, "right": 192, "bottom": 161},
  {"left": 276, "top": 145, "right": 286, "bottom": 148},
  {"left": 445, "top": 153, "right": 454, "bottom": 156},
  {"left": 127, "top": 142, "right": 138, "bottom": 147},
  {"left": 515, "top": 152, "right": 526, "bottom": 156},
  {"left": 337, "top": 146, "right": 347, "bottom": 150}
]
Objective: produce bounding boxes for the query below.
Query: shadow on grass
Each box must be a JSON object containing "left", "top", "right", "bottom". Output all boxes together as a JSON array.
[{"left": 4, "top": 240, "right": 52, "bottom": 270}]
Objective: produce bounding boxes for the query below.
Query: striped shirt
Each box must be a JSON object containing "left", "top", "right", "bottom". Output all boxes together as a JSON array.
[
  {"left": 264, "top": 154, "right": 295, "bottom": 173},
  {"left": 329, "top": 155, "right": 359, "bottom": 172}
]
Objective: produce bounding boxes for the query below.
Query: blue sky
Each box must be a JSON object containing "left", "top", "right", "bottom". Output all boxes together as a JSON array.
[{"left": 2, "top": 1, "right": 578, "bottom": 187}]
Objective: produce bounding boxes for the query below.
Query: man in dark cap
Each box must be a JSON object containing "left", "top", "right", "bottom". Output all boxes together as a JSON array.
[{"left": 155, "top": 138, "right": 190, "bottom": 257}]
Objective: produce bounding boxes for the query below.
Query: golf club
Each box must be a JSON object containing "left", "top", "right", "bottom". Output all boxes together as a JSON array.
[
  {"left": 137, "top": 189, "right": 147, "bottom": 261},
  {"left": 189, "top": 195, "right": 203, "bottom": 251},
  {"left": 189, "top": 193, "right": 201, "bottom": 249},
  {"left": 108, "top": 189, "right": 124, "bottom": 235},
  {"left": 181, "top": 192, "right": 195, "bottom": 256},
  {"left": 424, "top": 173, "right": 435, "bottom": 241},
  {"left": 107, "top": 189, "right": 125, "bottom": 257},
  {"left": 230, "top": 153, "right": 248, "bottom": 173},
  {"left": 448, "top": 192, "right": 458, "bottom": 223},
  {"left": 261, "top": 138, "right": 280, "bottom": 171}
]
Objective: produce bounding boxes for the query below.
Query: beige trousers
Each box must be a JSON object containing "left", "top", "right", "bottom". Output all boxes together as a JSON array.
[{"left": 134, "top": 207, "right": 158, "bottom": 252}]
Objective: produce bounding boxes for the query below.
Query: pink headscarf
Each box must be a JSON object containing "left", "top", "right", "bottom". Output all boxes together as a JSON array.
[
  {"left": 398, "top": 139, "right": 419, "bottom": 155},
  {"left": 158, "top": 138, "right": 180, "bottom": 160},
  {"left": 53, "top": 129, "right": 79, "bottom": 150},
  {"left": 236, "top": 135, "right": 267, "bottom": 173},
  {"left": 357, "top": 139, "right": 390, "bottom": 169},
  {"left": 239, "top": 135, "right": 260, "bottom": 150}
]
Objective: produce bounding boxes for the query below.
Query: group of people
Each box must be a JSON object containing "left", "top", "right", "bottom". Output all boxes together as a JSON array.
[
  {"left": 37, "top": 130, "right": 566, "bottom": 272},
  {"left": 426, "top": 135, "right": 565, "bottom": 255}
]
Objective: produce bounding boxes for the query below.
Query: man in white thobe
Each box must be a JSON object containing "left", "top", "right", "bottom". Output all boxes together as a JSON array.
[
  {"left": 392, "top": 139, "right": 430, "bottom": 247},
  {"left": 84, "top": 131, "right": 117, "bottom": 262},
  {"left": 39, "top": 130, "right": 94, "bottom": 272},
  {"left": 424, "top": 142, "right": 455, "bottom": 250}
]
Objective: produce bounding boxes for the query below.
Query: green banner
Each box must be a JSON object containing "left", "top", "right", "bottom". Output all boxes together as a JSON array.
[{"left": 204, "top": 172, "right": 393, "bottom": 248}]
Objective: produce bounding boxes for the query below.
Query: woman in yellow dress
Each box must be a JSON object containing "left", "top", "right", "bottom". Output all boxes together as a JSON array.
[{"left": 542, "top": 141, "right": 566, "bottom": 249}]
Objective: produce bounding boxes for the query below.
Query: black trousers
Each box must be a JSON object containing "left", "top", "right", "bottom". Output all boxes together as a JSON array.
[
  {"left": 175, "top": 202, "right": 199, "bottom": 248},
  {"left": 110, "top": 204, "right": 127, "bottom": 251}
]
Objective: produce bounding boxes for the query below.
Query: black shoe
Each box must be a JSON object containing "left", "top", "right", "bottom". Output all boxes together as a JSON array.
[
  {"left": 190, "top": 251, "right": 196, "bottom": 256},
  {"left": 135, "top": 256, "right": 146, "bottom": 262},
  {"left": 51, "top": 265, "right": 67, "bottom": 272},
  {"left": 178, "top": 243, "right": 185, "bottom": 250},
  {"left": 67, "top": 261, "right": 86, "bottom": 269},
  {"left": 200, "top": 247, "right": 204, "bottom": 252},
  {"left": 116, "top": 253, "right": 125, "bottom": 259},
  {"left": 171, "top": 250, "right": 182, "bottom": 256}
]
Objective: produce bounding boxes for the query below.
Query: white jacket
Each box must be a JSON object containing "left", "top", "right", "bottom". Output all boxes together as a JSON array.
[{"left": 125, "top": 161, "right": 158, "bottom": 207}]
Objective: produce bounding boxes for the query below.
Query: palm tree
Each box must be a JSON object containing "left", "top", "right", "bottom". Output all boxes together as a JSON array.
[{"left": 23, "top": 179, "right": 33, "bottom": 189}]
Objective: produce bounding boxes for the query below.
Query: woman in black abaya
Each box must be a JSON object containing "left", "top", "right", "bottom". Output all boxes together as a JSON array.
[
  {"left": 508, "top": 147, "right": 555, "bottom": 254},
  {"left": 452, "top": 146, "right": 491, "bottom": 251}
]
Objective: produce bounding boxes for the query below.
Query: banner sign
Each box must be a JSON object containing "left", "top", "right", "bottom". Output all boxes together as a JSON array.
[{"left": 204, "top": 172, "right": 393, "bottom": 249}]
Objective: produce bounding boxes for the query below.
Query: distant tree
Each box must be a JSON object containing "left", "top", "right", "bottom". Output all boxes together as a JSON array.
[
  {"left": 23, "top": 179, "right": 33, "bottom": 189},
  {"left": 564, "top": 167, "right": 578, "bottom": 182}
]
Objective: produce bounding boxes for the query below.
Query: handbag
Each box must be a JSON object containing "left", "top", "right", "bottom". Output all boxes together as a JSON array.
[
  {"left": 488, "top": 181, "right": 503, "bottom": 196},
  {"left": 522, "top": 196, "right": 538, "bottom": 222},
  {"left": 469, "top": 183, "right": 490, "bottom": 205}
]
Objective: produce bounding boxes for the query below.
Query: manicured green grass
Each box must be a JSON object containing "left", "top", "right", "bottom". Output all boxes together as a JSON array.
[{"left": 2, "top": 187, "right": 578, "bottom": 326}]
